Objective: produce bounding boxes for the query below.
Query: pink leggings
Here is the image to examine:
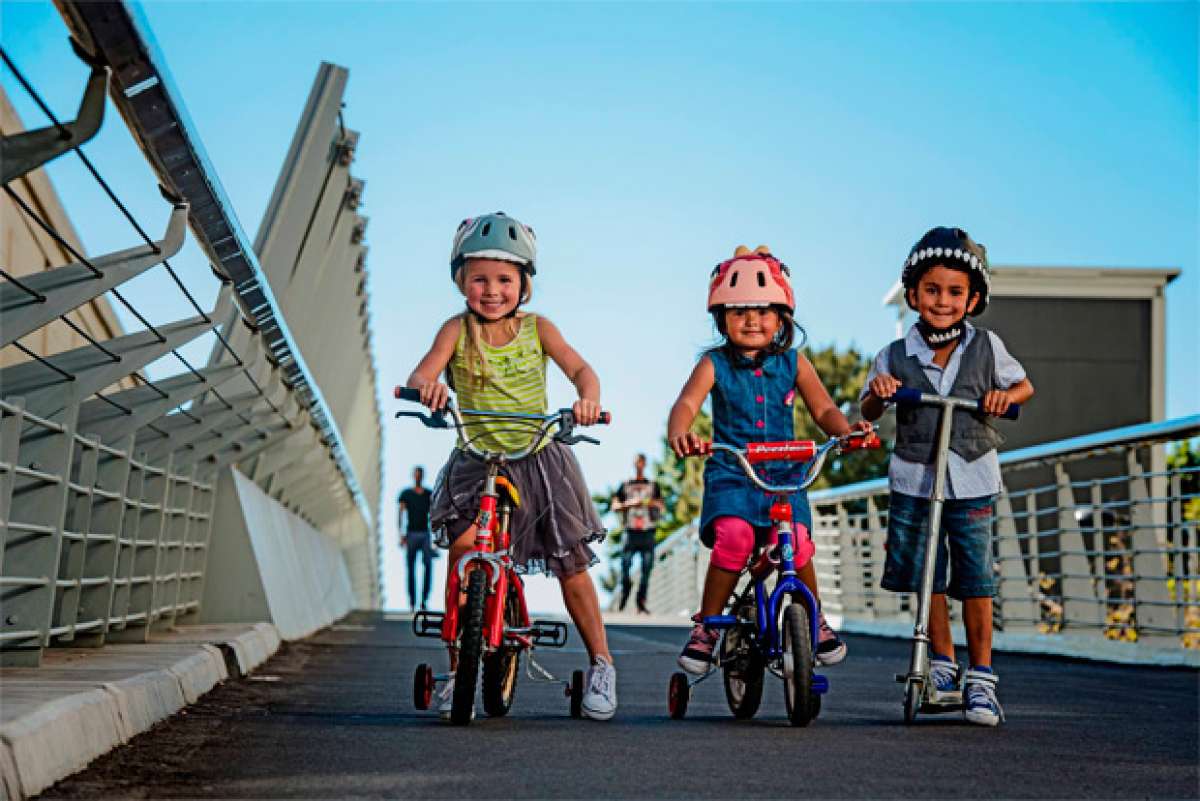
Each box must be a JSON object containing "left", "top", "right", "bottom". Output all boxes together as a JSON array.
[{"left": 710, "top": 516, "right": 815, "bottom": 572}]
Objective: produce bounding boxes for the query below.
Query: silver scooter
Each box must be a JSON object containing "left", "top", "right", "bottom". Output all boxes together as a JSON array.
[{"left": 889, "top": 387, "right": 1020, "bottom": 723}]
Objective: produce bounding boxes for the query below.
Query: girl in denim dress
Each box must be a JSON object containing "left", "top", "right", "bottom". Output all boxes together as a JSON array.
[{"left": 667, "top": 246, "right": 872, "bottom": 674}]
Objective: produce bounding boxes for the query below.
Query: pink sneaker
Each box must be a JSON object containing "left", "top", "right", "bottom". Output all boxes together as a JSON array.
[
  {"left": 816, "top": 612, "right": 847, "bottom": 666},
  {"left": 677, "top": 619, "right": 719, "bottom": 675}
]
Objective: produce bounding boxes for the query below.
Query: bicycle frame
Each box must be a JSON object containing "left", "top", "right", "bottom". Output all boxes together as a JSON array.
[
  {"left": 701, "top": 431, "right": 879, "bottom": 669},
  {"left": 394, "top": 387, "right": 605, "bottom": 655}
]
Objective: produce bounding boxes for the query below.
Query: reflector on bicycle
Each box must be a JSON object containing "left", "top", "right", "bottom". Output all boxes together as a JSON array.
[{"left": 746, "top": 441, "right": 817, "bottom": 463}]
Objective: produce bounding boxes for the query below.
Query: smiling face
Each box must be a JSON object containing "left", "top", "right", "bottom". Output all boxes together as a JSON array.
[
  {"left": 723, "top": 306, "right": 781, "bottom": 356},
  {"left": 460, "top": 258, "right": 524, "bottom": 320},
  {"left": 908, "top": 265, "right": 979, "bottom": 329}
]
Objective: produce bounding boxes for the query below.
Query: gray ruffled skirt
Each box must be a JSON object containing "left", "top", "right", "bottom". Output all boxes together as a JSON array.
[{"left": 429, "top": 440, "right": 606, "bottom": 578}]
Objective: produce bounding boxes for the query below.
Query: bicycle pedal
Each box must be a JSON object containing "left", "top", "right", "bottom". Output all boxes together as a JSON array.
[
  {"left": 812, "top": 675, "right": 830, "bottom": 695},
  {"left": 413, "top": 610, "right": 445, "bottom": 638},
  {"left": 701, "top": 614, "right": 738, "bottom": 629},
  {"left": 530, "top": 619, "right": 569, "bottom": 647}
]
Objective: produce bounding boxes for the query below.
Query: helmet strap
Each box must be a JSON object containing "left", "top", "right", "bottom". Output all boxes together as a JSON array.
[{"left": 916, "top": 317, "right": 965, "bottom": 348}]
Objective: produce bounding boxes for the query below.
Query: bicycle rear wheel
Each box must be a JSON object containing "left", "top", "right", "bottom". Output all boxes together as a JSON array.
[
  {"left": 482, "top": 581, "right": 522, "bottom": 717},
  {"left": 451, "top": 568, "right": 488, "bottom": 725},
  {"left": 721, "top": 625, "right": 764, "bottom": 719}
]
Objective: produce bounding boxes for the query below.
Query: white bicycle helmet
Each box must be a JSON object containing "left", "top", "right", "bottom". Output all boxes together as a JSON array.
[{"left": 450, "top": 212, "right": 537, "bottom": 279}]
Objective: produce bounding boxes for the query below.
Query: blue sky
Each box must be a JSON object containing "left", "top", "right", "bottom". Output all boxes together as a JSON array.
[{"left": 4, "top": 1, "right": 1197, "bottom": 613}]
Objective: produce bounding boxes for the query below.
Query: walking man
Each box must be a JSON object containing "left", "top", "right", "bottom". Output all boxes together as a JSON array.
[
  {"left": 613, "top": 454, "right": 665, "bottom": 614},
  {"left": 399, "top": 466, "right": 435, "bottom": 611}
]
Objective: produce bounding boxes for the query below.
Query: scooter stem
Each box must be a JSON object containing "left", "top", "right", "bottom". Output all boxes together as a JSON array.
[{"left": 908, "top": 398, "right": 957, "bottom": 678}]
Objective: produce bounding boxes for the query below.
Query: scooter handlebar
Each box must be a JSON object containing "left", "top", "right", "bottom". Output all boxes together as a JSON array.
[{"left": 890, "top": 386, "right": 1020, "bottom": 421}]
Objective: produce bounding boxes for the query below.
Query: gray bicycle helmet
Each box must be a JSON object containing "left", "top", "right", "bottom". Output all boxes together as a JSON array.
[
  {"left": 450, "top": 212, "right": 537, "bottom": 279},
  {"left": 901, "top": 226, "right": 991, "bottom": 315}
]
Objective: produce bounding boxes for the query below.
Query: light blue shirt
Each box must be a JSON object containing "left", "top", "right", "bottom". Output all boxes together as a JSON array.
[{"left": 861, "top": 322, "right": 1027, "bottom": 499}]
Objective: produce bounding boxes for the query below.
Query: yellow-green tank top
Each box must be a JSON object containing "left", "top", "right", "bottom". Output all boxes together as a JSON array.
[{"left": 449, "top": 314, "right": 548, "bottom": 454}]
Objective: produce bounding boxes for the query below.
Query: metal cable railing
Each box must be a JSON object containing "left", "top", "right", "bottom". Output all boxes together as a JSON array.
[
  {"left": 0, "top": 23, "right": 376, "bottom": 664},
  {"left": 625, "top": 416, "right": 1200, "bottom": 662}
]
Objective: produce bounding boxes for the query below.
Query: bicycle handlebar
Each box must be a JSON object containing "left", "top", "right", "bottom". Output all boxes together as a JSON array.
[
  {"left": 392, "top": 385, "right": 610, "bottom": 460},
  {"left": 697, "top": 427, "right": 880, "bottom": 494},
  {"left": 891, "top": 386, "right": 1020, "bottom": 421}
]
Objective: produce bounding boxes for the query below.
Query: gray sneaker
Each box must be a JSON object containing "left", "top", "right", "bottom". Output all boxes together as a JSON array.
[
  {"left": 928, "top": 655, "right": 963, "bottom": 705},
  {"left": 581, "top": 656, "right": 617, "bottom": 720},
  {"left": 964, "top": 668, "right": 1004, "bottom": 726}
]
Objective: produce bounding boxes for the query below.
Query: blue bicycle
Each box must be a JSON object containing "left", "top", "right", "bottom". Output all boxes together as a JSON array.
[{"left": 667, "top": 429, "right": 879, "bottom": 726}]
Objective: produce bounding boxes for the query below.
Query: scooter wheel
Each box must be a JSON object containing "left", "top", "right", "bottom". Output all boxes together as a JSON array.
[
  {"left": 668, "top": 672, "right": 690, "bottom": 719},
  {"left": 413, "top": 663, "right": 434, "bottom": 710},
  {"left": 903, "top": 681, "right": 922, "bottom": 725},
  {"left": 570, "top": 669, "right": 585, "bottom": 718}
]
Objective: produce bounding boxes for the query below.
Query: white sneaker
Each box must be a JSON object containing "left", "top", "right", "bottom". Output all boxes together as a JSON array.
[
  {"left": 437, "top": 675, "right": 474, "bottom": 722},
  {"left": 581, "top": 656, "right": 617, "bottom": 720}
]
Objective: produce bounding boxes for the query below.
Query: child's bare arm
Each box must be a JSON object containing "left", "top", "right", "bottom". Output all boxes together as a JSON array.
[
  {"left": 861, "top": 373, "right": 901, "bottom": 421},
  {"left": 667, "top": 357, "right": 715, "bottom": 457},
  {"left": 796, "top": 353, "right": 869, "bottom": 437},
  {"left": 982, "top": 377, "right": 1034, "bottom": 417},
  {"left": 537, "top": 317, "right": 602, "bottom": 425},
  {"left": 406, "top": 317, "right": 460, "bottom": 410}
]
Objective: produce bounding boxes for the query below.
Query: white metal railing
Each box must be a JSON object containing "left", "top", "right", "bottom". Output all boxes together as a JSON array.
[{"left": 629, "top": 415, "right": 1200, "bottom": 663}]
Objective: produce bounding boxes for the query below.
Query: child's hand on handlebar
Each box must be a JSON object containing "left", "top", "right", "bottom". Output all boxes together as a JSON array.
[
  {"left": 669, "top": 432, "right": 711, "bottom": 458},
  {"left": 573, "top": 398, "right": 602, "bottom": 426},
  {"left": 418, "top": 381, "right": 450, "bottom": 411},
  {"left": 868, "top": 373, "right": 901, "bottom": 400},
  {"left": 981, "top": 389, "right": 1015, "bottom": 417}
]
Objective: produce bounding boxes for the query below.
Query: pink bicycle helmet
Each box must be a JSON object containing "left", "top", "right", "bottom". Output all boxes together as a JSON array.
[{"left": 707, "top": 245, "right": 795, "bottom": 312}]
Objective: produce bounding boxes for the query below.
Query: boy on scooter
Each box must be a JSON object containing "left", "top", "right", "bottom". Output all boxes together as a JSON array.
[{"left": 860, "top": 227, "right": 1034, "bottom": 726}]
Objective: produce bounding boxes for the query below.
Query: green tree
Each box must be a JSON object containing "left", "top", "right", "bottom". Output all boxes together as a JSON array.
[
  {"left": 601, "top": 341, "right": 887, "bottom": 567},
  {"left": 792, "top": 343, "right": 891, "bottom": 490}
]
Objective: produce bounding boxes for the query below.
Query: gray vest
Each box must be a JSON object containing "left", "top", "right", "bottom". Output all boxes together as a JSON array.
[{"left": 889, "top": 331, "right": 1003, "bottom": 463}]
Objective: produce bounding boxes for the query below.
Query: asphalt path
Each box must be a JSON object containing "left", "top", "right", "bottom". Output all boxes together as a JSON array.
[{"left": 45, "top": 611, "right": 1199, "bottom": 799}]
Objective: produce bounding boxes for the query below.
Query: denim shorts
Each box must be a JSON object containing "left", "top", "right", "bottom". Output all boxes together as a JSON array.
[{"left": 881, "top": 492, "right": 997, "bottom": 600}]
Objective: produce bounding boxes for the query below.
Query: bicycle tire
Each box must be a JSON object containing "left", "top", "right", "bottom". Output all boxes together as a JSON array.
[
  {"left": 451, "top": 568, "right": 488, "bottom": 725},
  {"left": 782, "top": 603, "right": 815, "bottom": 727},
  {"left": 721, "top": 625, "right": 765, "bottom": 719}
]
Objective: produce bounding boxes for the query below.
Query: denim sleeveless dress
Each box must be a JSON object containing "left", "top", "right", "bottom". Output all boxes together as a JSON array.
[{"left": 699, "top": 347, "right": 813, "bottom": 546}]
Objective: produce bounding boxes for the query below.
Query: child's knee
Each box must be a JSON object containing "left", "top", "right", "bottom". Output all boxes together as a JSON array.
[{"left": 710, "top": 516, "right": 755, "bottom": 571}]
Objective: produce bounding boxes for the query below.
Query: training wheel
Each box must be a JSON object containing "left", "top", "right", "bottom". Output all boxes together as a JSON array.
[
  {"left": 569, "top": 669, "right": 584, "bottom": 718},
  {"left": 668, "top": 672, "right": 690, "bottom": 719},
  {"left": 413, "top": 663, "right": 434, "bottom": 710}
]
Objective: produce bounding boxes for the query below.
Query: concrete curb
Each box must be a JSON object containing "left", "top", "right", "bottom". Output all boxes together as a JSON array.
[{"left": 0, "top": 623, "right": 281, "bottom": 799}]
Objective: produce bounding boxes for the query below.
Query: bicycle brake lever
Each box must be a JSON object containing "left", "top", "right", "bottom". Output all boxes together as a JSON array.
[
  {"left": 560, "top": 434, "right": 600, "bottom": 446},
  {"left": 394, "top": 410, "right": 450, "bottom": 429}
]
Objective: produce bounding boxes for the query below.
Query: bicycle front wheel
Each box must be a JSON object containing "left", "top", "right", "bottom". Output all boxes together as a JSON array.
[
  {"left": 452, "top": 568, "right": 488, "bottom": 725},
  {"left": 782, "top": 603, "right": 816, "bottom": 727}
]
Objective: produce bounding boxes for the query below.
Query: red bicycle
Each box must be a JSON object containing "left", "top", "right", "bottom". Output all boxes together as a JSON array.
[{"left": 393, "top": 386, "right": 609, "bottom": 725}]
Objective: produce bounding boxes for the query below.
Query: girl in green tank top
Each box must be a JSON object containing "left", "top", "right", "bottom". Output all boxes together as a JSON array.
[{"left": 404, "top": 215, "right": 617, "bottom": 721}]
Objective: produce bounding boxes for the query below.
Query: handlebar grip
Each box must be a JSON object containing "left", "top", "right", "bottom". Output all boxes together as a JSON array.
[
  {"left": 891, "top": 387, "right": 924, "bottom": 405},
  {"left": 843, "top": 433, "right": 882, "bottom": 450},
  {"left": 394, "top": 386, "right": 422, "bottom": 402},
  {"left": 980, "top": 400, "right": 1021, "bottom": 421},
  {"left": 746, "top": 441, "right": 817, "bottom": 463},
  {"left": 599, "top": 411, "right": 612, "bottom": 425}
]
